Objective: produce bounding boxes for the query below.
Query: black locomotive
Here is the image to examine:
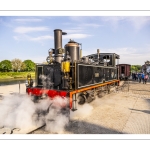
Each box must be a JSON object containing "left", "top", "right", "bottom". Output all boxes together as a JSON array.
[{"left": 26, "top": 29, "right": 120, "bottom": 111}]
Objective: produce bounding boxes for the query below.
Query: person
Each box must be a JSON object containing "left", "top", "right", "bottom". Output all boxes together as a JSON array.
[
  {"left": 141, "top": 73, "right": 145, "bottom": 84},
  {"left": 133, "top": 73, "right": 136, "bottom": 80},
  {"left": 144, "top": 74, "right": 149, "bottom": 84},
  {"left": 136, "top": 73, "right": 138, "bottom": 81},
  {"left": 138, "top": 73, "right": 142, "bottom": 83},
  {"left": 132, "top": 73, "right": 134, "bottom": 80}
]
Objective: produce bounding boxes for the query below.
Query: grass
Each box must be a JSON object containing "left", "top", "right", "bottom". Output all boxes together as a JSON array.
[{"left": 0, "top": 72, "right": 35, "bottom": 80}]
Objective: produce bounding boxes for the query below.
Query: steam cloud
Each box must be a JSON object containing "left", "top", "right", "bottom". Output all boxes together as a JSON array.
[
  {"left": 39, "top": 74, "right": 54, "bottom": 89},
  {"left": 0, "top": 75, "right": 94, "bottom": 134},
  {"left": 0, "top": 94, "right": 93, "bottom": 134},
  {"left": 0, "top": 94, "right": 70, "bottom": 133}
]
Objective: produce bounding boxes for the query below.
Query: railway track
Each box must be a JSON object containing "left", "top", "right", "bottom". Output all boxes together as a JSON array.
[
  {"left": 27, "top": 124, "right": 46, "bottom": 134},
  {"left": 0, "top": 125, "right": 46, "bottom": 134}
]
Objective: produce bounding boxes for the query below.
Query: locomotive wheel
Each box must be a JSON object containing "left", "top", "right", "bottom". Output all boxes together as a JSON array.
[
  {"left": 107, "top": 85, "right": 111, "bottom": 94},
  {"left": 97, "top": 91, "right": 105, "bottom": 98},
  {"left": 78, "top": 95, "right": 86, "bottom": 105},
  {"left": 86, "top": 95, "right": 93, "bottom": 103}
]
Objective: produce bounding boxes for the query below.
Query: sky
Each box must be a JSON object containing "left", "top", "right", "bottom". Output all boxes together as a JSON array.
[{"left": 0, "top": 16, "right": 150, "bottom": 65}]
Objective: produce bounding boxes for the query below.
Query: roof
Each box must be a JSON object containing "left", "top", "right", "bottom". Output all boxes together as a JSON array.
[{"left": 116, "top": 64, "right": 131, "bottom": 66}]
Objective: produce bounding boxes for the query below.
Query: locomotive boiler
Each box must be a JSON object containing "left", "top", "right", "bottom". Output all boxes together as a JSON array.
[{"left": 26, "top": 29, "right": 120, "bottom": 111}]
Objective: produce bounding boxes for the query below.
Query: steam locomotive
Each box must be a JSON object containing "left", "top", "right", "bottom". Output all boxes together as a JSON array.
[{"left": 26, "top": 29, "right": 120, "bottom": 111}]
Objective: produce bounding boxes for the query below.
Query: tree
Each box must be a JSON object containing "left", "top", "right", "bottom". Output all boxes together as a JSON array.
[
  {"left": 21, "top": 62, "right": 26, "bottom": 71},
  {"left": 131, "top": 65, "right": 142, "bottom": 72},
  {"left": 23, "top": 60, "right": 35, "bottom": 71},
  {"left": 0, "top": 60, "right": 12, "bottom": 72},
  {"left": 11, "top": 58, "right": 23, "bottom": 72}
]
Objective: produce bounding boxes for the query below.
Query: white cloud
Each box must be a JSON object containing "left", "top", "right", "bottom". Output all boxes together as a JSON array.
[
  {"left": 14, "top": 26, "right": 49, "bottom": 34},
  {"left": 101, "top": 47, "right": 137, "bottom": 55},
  {"left": 30, "top": 35, "right": 53, "bottom": 41},
  {"left": 127, "top": 16, "right": 150, "bottom": 30},
  {"left": 13, "top": 34, "right": 53, "bottom": 42},
  {"left": 100, "top": 16, "right": 127, "bottom": 29},
  {"left": 13, "top": 34, "right": 29, "bottom": 41},
  {"left": 100, "top": 16, "right": 150, "bottom": 31}
]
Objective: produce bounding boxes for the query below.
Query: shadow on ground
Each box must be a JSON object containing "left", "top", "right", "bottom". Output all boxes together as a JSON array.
[
  {"left": 131, "top": 89, "right": 150, "bottom": 92},
  {"left": 64, "top": 120, "right": 126, "bottom": 134},
  {"left": 129, "top": 108, "right": 150, "bottom": 115}
]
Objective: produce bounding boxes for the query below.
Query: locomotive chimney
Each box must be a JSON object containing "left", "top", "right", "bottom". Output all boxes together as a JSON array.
[{"left": 54, "top": 29, "right": 67, "bottom": 63}]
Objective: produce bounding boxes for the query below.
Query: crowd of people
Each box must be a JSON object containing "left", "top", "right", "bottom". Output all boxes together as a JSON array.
[{"left": 132, "top": 72, "right": 149, "bottom": 84}]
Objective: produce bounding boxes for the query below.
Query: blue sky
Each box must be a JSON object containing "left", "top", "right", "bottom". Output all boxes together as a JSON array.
[{"left": 0, "top": 16, "right": 150, "bottom": 65}]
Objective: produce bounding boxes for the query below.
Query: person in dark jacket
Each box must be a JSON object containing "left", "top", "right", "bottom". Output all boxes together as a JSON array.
[
  {"left": 132, "top": 73, "right": 134, "bottom": 79},
  {"left": 138, "top": 73, "right": 142, "bottom": 83},
  {"left": 136, "top": 73, "right": 138, "bottom": 81},
  {"left": 133, "top": 73, "right": 136, "bottom": 80}
]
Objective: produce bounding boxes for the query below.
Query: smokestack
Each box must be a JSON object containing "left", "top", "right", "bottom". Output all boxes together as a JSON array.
[{"left": 54, "top": 29, "right": 67, "bottom": 63}]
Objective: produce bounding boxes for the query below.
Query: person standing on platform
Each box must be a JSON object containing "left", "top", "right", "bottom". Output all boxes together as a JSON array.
[
  {"left": 138, "top": 73, "right": 142, "bottom": 83},
  {"left": 141, "top": 73, "right": 145, "bottom": 84},
  {"left": 144, "top": 74, "right": 149, "bottom": 84}
]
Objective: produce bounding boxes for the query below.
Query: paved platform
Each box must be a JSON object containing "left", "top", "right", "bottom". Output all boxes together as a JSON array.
[
  {"left": 0, "top": 81, "right": 150, "bottom": 134},
  {"left": 0, "top": 83, "right": 26, "bottom": 96}
]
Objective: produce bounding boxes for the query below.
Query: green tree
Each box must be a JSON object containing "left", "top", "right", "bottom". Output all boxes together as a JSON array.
[
  {"left": 135, "top": 65, "right": 142, "bottom": 71},
  {"left": 131, "top": 65, "right": 141, "bottom": 72},
  {"left": 23, "top": 60, "right": 35, "bottom": 71},
  {"left": 0, "top": 60, "right": 12, "bottom": 72},
  {"left": 11, "top": 58, "right": 23, "bottom": 72}
]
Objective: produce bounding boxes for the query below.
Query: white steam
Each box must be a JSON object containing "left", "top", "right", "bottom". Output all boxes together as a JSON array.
[
  {"left": 0, "top": 93, "right": 94, "bottom": 134},
  {"left": 70, "top": 103, "right": 93, "bottom": 120},
  {"left": 39, "top": 74, "right": 54, "bottom": 89},
  {"left": 0, "top": 94, "right": 70, "bottom": 134},
  {"left": 0, "top": 94, "right": 36, "bottom": 131},
  {"left": 0, "top": 74, "right": 94, "bottom": 134}
]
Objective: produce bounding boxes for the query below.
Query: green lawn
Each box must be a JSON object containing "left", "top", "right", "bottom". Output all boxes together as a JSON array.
[{"left": 0, "top": 72, "right": 35, "bottom": 80}]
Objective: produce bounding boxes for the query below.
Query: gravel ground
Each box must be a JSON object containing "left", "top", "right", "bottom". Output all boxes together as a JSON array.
[{"left": 33, "top": 80, "right": 150, "bottom": 134}]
